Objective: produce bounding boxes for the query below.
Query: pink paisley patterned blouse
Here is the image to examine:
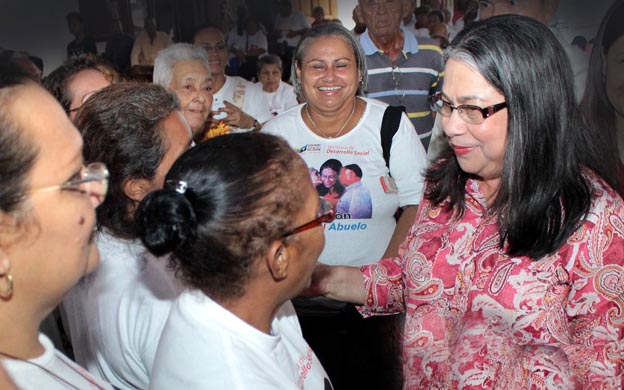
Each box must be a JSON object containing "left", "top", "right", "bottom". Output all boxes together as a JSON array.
[{"left": 360, "top": 174, "right": 624, "bottom": 389}]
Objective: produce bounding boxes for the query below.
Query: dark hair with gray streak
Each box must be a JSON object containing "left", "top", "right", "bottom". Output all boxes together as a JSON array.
[
  {"left": 292, "top": 22, "right": 367, "bottom": 97},
  {"left": 425, "top": 14, "right": 616, "bottom": 259},
  {"left": 75, "top": 82, "right": 180, "bottom": 239}
]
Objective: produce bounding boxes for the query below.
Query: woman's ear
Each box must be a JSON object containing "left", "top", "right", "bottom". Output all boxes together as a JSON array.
[
  {"left": 0, "top": 211, "right": 25, "bottom": 248},
  {"left": 266, "top": 240, "right": 289, "bottom": 281},
  {"left": 123, "top": 178, "right": 153, "bottom": 203}
]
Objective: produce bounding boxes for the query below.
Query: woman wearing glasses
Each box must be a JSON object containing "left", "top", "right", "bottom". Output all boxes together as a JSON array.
[
  {"left": 262, "top": 22, "right": 428, "bottom": 388},
  {"left": 310, "top": 15, "right": 624, "bottom": 388},
  {"left": 0, "top": 65, "right": 111, "bottom": 388},
  {"left": 137, "top": 132, "right": 333, "bottom": 389},
  {"left": 62, "top": 83, "right": 193, "bottom": 390},
  {"left": 192, "top": 25, "right": 270, "bottom": 137}
]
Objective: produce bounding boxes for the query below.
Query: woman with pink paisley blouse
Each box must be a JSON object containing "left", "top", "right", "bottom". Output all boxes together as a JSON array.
[{"left": 309, "top": 15, "right": 624, "bottom": 389}]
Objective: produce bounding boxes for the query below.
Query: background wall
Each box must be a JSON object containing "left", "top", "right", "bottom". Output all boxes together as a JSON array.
[
  {"left": 0, "top": 0, "right": 79, "bottom": 76},
  {"left": 0, "top": 0, "right": 613, "bottom": 77}
]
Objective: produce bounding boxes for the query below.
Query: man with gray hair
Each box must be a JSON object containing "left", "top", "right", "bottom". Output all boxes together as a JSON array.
[
  {"left": 154, "top": 43, "right": 213, "bottom": 139},
  {"left": 357, "top": 0, "right": 444, "bottom": 151}
]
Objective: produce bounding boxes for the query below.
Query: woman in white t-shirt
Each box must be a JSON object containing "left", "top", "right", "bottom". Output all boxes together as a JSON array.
[
  {"left": 0, "top": 65, "right": 111, "bottom": 389},
  {"left": 261, "top": 22, "right": 427, "bottom": 389},
  {"left": 63, "top": 83, "right": 191, "bottom": 390},
  {"left": 138, "top": 133, "right": 333, "bottom": 389}
]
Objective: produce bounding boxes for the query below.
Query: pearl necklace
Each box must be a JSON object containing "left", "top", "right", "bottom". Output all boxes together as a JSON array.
[{"left": 305, "top": 99, "right": 357, "bottom": 138}]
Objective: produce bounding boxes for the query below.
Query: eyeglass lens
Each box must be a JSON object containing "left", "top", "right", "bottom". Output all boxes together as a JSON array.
[{"left": 72, "top": 163, "right": 109, "bottom": 197}]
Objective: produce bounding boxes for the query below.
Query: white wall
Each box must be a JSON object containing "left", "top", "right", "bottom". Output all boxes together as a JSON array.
[
  {"left": 0, "top": 0, "right": 80, "bottom": 76},
  {"left": 337, "top": 0, "right": 358, "bottom": 30}
]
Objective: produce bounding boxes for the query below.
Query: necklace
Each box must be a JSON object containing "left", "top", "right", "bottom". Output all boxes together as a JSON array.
[
  {"left": 0, "top": 350, "right": 107, "bottom": 390},
  {"left": 305, "top": 98, "right": 357, "bottom": 138}
]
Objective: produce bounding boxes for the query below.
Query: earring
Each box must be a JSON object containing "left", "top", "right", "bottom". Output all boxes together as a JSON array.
[{"left": 0, "top": 273, "right": 13, "bottom": 299}]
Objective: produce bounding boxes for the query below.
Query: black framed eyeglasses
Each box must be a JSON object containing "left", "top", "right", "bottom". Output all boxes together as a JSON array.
[
  {"left": 431, "top": 92, "right": 507, "bottom": 125},
  {"left": 282, "top": 198, "right": 336, "bottom": 238}
]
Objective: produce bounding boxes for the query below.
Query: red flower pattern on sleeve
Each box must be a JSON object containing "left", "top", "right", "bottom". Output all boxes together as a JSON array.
[{"left": 360, "top": 173, "right": 624, "bottom": 389}]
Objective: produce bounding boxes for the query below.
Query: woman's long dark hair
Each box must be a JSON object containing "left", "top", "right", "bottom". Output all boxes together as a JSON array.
[{"left": 425, "top": 14, "right": 617, "bottom": 259}]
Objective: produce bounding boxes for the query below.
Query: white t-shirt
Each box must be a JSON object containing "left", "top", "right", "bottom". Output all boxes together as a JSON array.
[
  {"left": 263, "top": 98, "right": 427, "bottom": 266},
  {"left": 62, "top": 231, "right": 179, "bottom": 390},
  {"left": 212, "top": 76, "right": 273, "bottom": 129},
  {"left": 273, "top": 11, "right": 311, "bottom": 47},
  {"left": 228, "top": 30, "right": 268, "bottom": 57},
  {"left": 149, "top": 290, "right": 333, "bottom": 390},
  {"left": 250, "top": 81, "right": 299, "bottom": 120},
  {"left": 3, "top": 333, "right": 113, "bottom": 390}
]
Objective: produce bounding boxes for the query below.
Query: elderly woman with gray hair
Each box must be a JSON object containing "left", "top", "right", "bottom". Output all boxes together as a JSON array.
[
  {"left": 262, "top": 22, "right": 427, "bottom": 388},
  {"left": 154, "top": 43, "right": 213, "bottom": 139}
]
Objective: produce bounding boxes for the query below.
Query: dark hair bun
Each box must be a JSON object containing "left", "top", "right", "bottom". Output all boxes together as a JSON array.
[{"left": 137, "top": 189, "right": 197, "bottom": 256}]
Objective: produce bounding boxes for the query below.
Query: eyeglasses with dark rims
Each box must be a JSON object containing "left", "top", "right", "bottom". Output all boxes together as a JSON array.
[{"left": 431, "top": 92, "right": 507, "bottom": 125}]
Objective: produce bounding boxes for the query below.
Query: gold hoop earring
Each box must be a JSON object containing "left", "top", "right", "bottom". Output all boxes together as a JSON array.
[{"left": 0, "top": 273, "right": 13, "bottom": 299}]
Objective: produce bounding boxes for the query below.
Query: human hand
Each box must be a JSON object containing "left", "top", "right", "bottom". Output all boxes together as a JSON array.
[
  {"left": 212, "top": 100, "right": 255, "bottom": 129},
  {"left": 299, "top": 263, "right": 332, "bottom": 298},
  {"left": 286, "top": 30, "right": 298, "bottom": 38}
]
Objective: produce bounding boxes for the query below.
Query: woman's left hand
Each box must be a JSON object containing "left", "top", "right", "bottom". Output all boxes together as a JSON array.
[{"left": 218, "top": 101, "right": 255, "bottom": 129}]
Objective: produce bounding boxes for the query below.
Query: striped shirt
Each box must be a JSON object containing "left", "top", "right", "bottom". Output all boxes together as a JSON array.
[{"left": 360, "top": 27, "right": 443, "bottom": 150}]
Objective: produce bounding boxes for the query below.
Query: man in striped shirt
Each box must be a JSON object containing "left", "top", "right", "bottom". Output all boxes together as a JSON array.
[{"left": 357, "top": 0, "right": 444, "bottom": 150}]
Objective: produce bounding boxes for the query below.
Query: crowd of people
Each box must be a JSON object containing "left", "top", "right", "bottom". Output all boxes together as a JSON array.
[{"left": 1, "top": 0, "right": 623, "bottom": 389}]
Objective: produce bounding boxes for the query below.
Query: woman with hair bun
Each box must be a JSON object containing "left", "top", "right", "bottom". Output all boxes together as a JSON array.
[{"left": 138, "top": 132, "right": 334, "bottom": 389}]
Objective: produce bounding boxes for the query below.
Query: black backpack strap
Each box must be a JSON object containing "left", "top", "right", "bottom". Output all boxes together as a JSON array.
[{"left": 380, "top": 105, "right": 406, "bottom": 175}]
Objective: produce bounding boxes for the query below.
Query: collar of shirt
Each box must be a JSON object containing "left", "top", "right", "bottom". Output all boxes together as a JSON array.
[{"left": 360, "top": 25, "right": 420, "bottom": 56}]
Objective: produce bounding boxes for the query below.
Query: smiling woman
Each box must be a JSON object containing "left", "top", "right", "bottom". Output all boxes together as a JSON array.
[
  {"left": 154, "top": 43, "right": 213, "bottom": 139},
  {"left": 262, "top": 22, "right": 428, "bottom": 389},
  {"left": 309, "top": 14, "right": 624, "bottom": 389}
]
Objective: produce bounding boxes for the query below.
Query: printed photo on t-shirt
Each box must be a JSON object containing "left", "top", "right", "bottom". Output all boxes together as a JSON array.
[{"left": 309, "top": 159, "right": 372, "bottom": 219}]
